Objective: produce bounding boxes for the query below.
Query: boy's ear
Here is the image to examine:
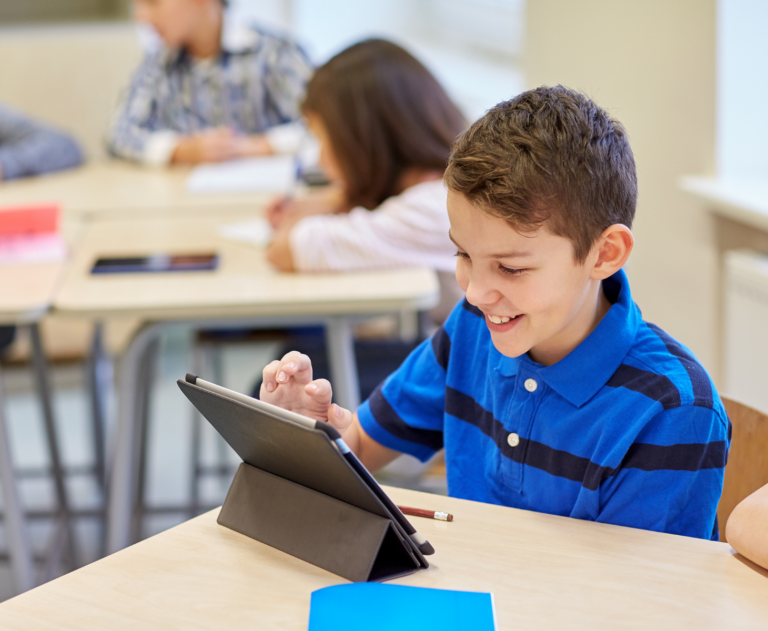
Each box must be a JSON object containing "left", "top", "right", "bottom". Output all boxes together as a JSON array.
[{"left": 591, "top": 224, "right": 634, "bottom": 280}]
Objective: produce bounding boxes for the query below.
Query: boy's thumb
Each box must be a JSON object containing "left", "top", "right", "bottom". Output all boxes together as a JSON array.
[{"left": 328, "top": 403, "right": 354, "bottom": 431}]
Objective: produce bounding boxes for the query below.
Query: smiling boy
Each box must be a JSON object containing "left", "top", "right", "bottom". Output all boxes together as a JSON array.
[{"left": 261, "top": 86, "right": 730, "bottom": 540}]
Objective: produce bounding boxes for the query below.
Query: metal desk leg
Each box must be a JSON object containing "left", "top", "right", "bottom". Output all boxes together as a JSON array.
[
  {"left": 0, "top": 366, "right": 35, "bottom": 593},
  {"left": 86, "top": 322, "right": 109, "bottom": 490},
  {"left": 325, "top": 316, "right": 360, "bottom": 411},
  {"left": 106, "top": 323, "right": 165, "bottom": 555},
  {"left": 130, "top": 339, "right": 159, "bottom": 544},
  {"left": 29, "top": 323, "right": 77, "bottom": 574}
]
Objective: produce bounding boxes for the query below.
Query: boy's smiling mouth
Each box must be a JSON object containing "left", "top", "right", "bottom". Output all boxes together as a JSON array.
[{"left": 484, "top": 312, "right": 524, "bottom": 332}]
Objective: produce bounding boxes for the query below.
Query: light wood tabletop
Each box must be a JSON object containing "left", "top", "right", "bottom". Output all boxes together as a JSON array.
[
  {"left": 0, "top": 162, "right": 272, "bottom": 220},
  {"left": 0, "top": 262, "right": 64, "bottom": 324},
  {"left": 0, "top": 259, "right": 73, "bottom": 595},
  {"left": 0, "top": 486, "right": 765, "bottom": 630},
  {"left": 53, "top": 216, "right": 440, "bottom": 320},
  {"left": 51, "top": 215, "right": 440, "bottom": 554}
]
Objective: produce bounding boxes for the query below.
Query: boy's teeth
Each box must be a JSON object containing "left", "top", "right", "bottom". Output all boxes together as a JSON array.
[{"left": 488, "top": 315, "right": 512, "bottom": 324}]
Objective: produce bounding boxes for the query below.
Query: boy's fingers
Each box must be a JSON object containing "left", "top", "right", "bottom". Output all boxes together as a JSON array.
[
  {"left": 277, "top": 352, "right": 312, "bottom": 384},
  {"left": 305, "top": 379, "right": 332, "bottom": 401},
  {"left": 327, "top": 403, "right": 354, "bottom": 431},
  {"left": 261, "top": 360, "right": 281, "bottom": 393}
]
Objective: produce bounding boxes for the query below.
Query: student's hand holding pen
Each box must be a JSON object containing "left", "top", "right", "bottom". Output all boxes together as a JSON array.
[
  {"left": 266, "top": 185, "right": 347, "bottom": 229},
  {"left": 260, "top": 351, "right": 355, "bottom": 434}
]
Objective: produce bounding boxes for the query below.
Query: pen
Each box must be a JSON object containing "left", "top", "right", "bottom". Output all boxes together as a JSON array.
[{"left": 397, "top": 506, "right": 454, "bottom": 522}]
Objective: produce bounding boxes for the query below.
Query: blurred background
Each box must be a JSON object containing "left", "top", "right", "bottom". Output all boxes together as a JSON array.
[{"left": 0, "top": 0, "right": 766, "bottom": 602}]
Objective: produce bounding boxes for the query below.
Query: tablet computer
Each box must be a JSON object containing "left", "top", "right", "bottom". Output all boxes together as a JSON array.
[
  {"left": 177, "top": 375, "right": 434, "bottom": 561},
  {"left": 91, "top": 253, "right": 218, "bottom": 274}
]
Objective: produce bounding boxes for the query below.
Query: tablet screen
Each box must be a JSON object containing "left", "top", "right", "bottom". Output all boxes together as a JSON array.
[{"left": 91, "top": 253, "right": 218, "bottom": 274}]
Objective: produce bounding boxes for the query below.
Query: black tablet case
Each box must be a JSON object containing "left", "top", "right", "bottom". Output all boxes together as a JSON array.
[{"left": 177, "top": 380, "right": 428, "bottom": 583}]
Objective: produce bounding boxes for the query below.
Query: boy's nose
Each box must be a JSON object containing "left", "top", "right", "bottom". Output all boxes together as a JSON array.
[{"left": 463, "top": 274, "right": 501, "bottom": 309}]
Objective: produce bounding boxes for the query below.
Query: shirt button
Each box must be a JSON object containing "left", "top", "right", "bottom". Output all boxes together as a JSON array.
[
  {"left": 507, "top": 432, "right": 520, "bottom": 447},
  {"left": 524, "top": 378, "right": 538, "bottom": 392}
]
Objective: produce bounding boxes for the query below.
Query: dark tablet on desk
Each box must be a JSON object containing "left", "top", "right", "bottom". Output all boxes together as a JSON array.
[
  {"left": 177, "top": 375, "right": 433, "bottom": 580},
  {"left": 91, "top": 253, "right": 218, "bottom": 274}
]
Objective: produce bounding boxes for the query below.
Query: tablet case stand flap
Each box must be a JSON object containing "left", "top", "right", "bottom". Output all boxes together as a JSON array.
[{"left": 218, "top": 463, "right": 421, "bottom": 583}]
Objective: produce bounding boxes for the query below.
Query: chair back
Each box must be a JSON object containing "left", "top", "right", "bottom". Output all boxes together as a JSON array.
[{"left": 718, "top": 396, "right": 768, "bottom": 541}]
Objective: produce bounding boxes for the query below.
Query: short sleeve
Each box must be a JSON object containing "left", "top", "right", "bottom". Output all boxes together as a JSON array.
[
  {"left": 593, "top": 404, "right": 730, "bottom": 539},
  {"left": 357, "top": 331, "right": 450, "bottom": 462}
]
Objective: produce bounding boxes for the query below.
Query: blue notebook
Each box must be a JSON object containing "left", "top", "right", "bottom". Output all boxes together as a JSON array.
[{"left": 308, "top": 584, "right": 497, "bottom": 631}]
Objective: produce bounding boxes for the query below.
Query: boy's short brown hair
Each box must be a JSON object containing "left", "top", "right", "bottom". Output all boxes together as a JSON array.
[{"left": 444, "top": 85, "right": 637, "bottom": 263}]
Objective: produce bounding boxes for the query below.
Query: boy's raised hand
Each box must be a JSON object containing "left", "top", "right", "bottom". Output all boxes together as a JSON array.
[{"left": 260, "top": 351, "right": 354, "bottom": 434}]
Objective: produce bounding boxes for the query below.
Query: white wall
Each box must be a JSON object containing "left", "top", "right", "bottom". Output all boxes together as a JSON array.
[
  {"left": 717, "top": 0, "right": 768, "bottom": 180},
  {"left": 233, "top": 0, "right": 524, "bottom": 121},
  {"left": 0, "top": 23, "right": 142, "bottom": 159},
  {"left": 525, "top": 1, "right": 720, "bottom": 379}
]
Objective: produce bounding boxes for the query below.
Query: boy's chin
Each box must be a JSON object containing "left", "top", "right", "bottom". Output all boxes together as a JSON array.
[{"left": 489, "top": 334, "right": 531, "bottom": 359}]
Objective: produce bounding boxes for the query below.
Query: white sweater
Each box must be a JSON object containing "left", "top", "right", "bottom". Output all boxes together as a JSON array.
[{"left": 289, "top": 179, "right": 463, "bottom": 323}]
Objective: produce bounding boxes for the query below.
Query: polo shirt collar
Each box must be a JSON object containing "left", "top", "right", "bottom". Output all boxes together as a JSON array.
[{"left": 495, "top": 269, "right": 640, "bottom": 408}]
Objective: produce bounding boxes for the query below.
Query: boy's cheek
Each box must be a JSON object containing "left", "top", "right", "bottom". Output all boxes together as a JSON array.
[{"left": 454, "top": 265, "right": 469, "bottom": 292}]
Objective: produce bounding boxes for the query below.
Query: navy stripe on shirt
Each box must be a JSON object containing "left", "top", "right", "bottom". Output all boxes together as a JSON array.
[
  {"left": 431, "top": 327, "right": 451, "bottom": 371},
  {"left": 461, "top": 299, "right": 484, "bottom": 318},
  {"left": 368, "top": 384, "right": 444, "bottom": 451},
  {"left": 623, "top": 440, "right": 728, "bottom": 472},
  {"left": 605, "top": 364, "right": 681, "bottom": 410},
  {"left": 647, "top": 323, "right": 714, "bottom": 409},
  {"left": 445, "top": 386, "right": 725, "bottom": 490}
]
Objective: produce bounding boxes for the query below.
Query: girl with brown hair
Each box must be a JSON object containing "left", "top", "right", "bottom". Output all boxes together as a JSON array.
[{"left": 266, "top": 38, "right": 467, "bottom": 325}]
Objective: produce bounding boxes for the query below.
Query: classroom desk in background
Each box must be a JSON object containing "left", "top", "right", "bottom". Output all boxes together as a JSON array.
[
  {"left": 51, "top": 215, "right": 439, "bottom": 556},
  {"left": 0, "top": 161, "right": 272, "bottom": 221},
  {"left": 0, "top": 261, "right": 75, "bottom": 594},
  {"left": 0, "top": 486, "right": 765, "bottom": 630}
]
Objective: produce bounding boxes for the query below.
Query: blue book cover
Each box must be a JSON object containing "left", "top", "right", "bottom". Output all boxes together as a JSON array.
[{"left": 308, "top": 583, "right": 497, "bottom": 631}]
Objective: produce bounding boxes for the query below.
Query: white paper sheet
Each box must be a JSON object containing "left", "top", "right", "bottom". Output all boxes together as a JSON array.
[
  {"left": 186, "top": 156, "right": 297, "bottom": 194},
  {"left": 217, "top": 218, "right": 273, "bottom": 248}
]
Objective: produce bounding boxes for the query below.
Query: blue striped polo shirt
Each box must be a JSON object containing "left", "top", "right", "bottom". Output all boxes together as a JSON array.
[{"left": 358, "top": 269, "right": 730, "bottom": 540}]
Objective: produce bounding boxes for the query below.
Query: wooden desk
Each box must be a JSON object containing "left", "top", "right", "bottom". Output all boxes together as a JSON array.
[
  {"left": 0, "top": 261, "right": 73, "bottom": 593},
  {"left": 0, "top": 486, "right": 765, "bottom": 629},
  {"left": 52, "top": 216, "right": 439, "bottom": 555},
  {"left": 0, "top": 263, "right": 63, "bottom": 325},
  {"left": 0, "top": 162, "right": 272, "bottom": 220}
]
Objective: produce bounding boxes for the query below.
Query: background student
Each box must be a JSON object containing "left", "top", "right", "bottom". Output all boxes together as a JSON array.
[
  {"left": 726, "top": 483, "right": 768, "bottom": 569},
  {"left": 107, "top": 0, "right": 312, "bottom": 165},
  {"left": 267, "top": 38, "right": 467, "bottom": 325},
  {"left": 0, "top": 102, "right": 83, "bottom": 181},
  {"left": 262, "top": 39, "right": 466, "bottom": 400}
]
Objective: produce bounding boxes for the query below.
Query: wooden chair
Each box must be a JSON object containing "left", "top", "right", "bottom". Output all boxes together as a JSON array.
[{"left": 717, "top": 396, "right": 768, "bottom": 541}]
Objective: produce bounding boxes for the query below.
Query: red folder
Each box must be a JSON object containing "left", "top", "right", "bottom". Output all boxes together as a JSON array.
[{"left": 0, "top": 203, "right": 60, "bottom": 236}]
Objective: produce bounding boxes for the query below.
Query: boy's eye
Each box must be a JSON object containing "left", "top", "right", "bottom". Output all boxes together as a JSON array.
[
  {"left": 454, "top": 250, "right": 469, "bottom": 259},
  {"left": 499, "top": 264, "right": 525, "bottom": 276}
]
